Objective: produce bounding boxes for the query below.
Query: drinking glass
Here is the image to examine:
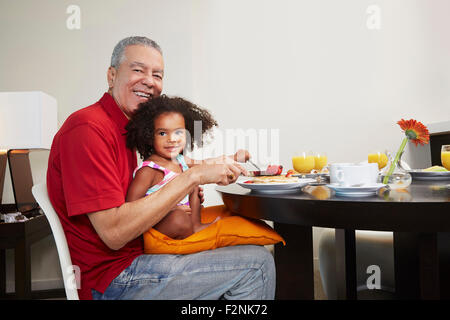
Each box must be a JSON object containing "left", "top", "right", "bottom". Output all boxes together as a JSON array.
[
  {"left": 368, "top": 151, "right": 388, "bottom": 170},
  {"left": 442, "top": 145, "right": 450, "bottom": 170},
  {"left": 314, "top": 152, "right": 328, "bottom": 171},
  {"left": 292, "top": 152, "right": 315, "bottom": 173}
]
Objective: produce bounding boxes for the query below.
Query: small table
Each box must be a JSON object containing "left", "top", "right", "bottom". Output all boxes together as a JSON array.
[
  {"left": 216, "top": 180, "right": 450, "bottom": 300},
  {"left": 0, "top": 207, "right": 65, "bottom": 299}
]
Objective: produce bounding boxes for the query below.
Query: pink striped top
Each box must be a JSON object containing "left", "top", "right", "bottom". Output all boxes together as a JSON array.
[{"left": 132, "top": 154, "right": 190, "bottom": 205}]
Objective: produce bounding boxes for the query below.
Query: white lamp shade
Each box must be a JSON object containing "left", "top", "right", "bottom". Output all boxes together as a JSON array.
[{"left": 0, "top": 91, "right": 58, "bottom": 149}]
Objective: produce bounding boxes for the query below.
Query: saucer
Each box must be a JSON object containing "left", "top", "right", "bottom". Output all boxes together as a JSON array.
[{"left": 326, "top": 183, "right": 387, "bottom": 197}]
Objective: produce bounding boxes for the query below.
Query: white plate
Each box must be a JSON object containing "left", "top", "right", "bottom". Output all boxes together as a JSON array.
[
  {"left": 408, "top": 170, "right": 450, "bottom": 181},
  {"left": 326, "top": 183, "right": 387, "bottom": 197},
  {"left": 237, "top": 178, "right": 315, "bottom": 193}
]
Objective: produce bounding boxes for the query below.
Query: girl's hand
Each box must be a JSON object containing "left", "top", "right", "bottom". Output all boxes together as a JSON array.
[
  {"left": 233, "top": 149, "right": 251, "bottom": 163},
  {"left": 173, "top": 205, "right": 192, "bottom": 215},
  {"left": 198, "top": 186, "right": 205, "bottom": 204}
]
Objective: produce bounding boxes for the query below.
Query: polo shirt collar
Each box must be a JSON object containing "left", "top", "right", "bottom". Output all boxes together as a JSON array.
[{"left": 99, "top": 92, "right": 129, "bottom": 135}]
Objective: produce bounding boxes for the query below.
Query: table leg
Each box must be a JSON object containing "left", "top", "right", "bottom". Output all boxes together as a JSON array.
[
  {"left": 0, "top": 249, "right": 5, "bottom": 298},
  {"left": 419, "top": 233, "right": 440, "bottom": 299},
  {"left": 394, "top": 232, "right": 444, "bottom": 299},
  {"left": 393, "top": 232, "right": 420, "bottom": 299},
  {"left": 335, "top": 229, "right": 357, "bottom": 300},
  {"left": 437, "top": 232, "right": 450, "bottom": 299},
  {"left": 15, "top": 239, "right": 31, "bottom": 299},
  {"left": 274, "top": 223, "right": 314, "bottom": 299}
]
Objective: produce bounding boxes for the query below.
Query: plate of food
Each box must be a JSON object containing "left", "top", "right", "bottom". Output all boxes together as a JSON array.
[
  {"left": 408, "top": 166, "right": 450, "bottom": 181},
  {"left": 237, "top": 175, "right": 316, "bottom": 193}
]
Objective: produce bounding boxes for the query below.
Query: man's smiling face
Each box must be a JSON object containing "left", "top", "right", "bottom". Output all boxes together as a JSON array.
[{"left": 107, "top": 44, "right": 164, "bottom": 119}]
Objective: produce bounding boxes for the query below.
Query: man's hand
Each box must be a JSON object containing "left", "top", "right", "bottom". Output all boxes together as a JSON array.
[
  {"left": 198, "top": 186, "right": 205, "bottom": 204},
  {"left": 191, "top": 162, "right": 248, "bottom": 186}
]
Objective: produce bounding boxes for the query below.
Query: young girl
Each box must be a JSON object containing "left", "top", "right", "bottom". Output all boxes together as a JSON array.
[{"left": 126, "top": 95, "right": 243, "bottom": 240}]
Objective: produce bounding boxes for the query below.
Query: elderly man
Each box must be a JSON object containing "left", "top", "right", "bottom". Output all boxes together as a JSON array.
[{"left": 47, "top": 36, "right": 276, "bottom": 300}]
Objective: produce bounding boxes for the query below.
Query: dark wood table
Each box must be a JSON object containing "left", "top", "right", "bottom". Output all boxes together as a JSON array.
[
  {"left": 0, "top": 206, "right": 66, "bottom": 299},
  {"left": 216, "top": 180, "right": 450, "bottom": 300}
]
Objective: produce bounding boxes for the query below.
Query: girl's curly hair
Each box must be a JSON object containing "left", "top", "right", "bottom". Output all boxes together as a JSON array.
[{"left": 126, "top": 95, "right": 218, "bottom": 160}]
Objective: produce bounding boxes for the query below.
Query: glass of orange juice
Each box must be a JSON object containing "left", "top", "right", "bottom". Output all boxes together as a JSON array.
[
  {"left": 314, "top": 152, "right": 328, "bottom": 171},
  {"left": 368, "top": 151, "right": 389, "bottom": 170},
  {"left": 292, "top": 152, "right": 315, "bottom": 173},
  {"left": 442, "top": 145, "right": 450, "bottom": 170}
]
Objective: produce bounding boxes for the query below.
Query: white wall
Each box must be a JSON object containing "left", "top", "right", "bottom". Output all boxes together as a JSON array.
[{"left": 1, "top": 0, "right": 449, "bottom": 292}]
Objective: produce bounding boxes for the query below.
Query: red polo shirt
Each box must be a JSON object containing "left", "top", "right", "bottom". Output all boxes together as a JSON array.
[{"left": 47, "top": 93, "right": 142, "bottom": 300}]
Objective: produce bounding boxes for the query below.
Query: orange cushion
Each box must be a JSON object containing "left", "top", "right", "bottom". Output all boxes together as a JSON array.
[{"left": 143, "top": 205, "right": 285, "bottom": 255}]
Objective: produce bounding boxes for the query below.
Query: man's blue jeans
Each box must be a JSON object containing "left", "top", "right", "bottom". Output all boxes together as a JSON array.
[{"left": 92, "top": 245, "right": 276, "bottom": 300}]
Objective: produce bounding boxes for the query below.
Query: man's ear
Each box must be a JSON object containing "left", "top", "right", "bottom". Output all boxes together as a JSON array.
[{"left": 107, "top": 67, "right": 116, "bottom": 89}]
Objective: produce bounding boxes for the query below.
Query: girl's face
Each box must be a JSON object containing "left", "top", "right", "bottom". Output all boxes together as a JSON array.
[{"left": 153, "top": 112, "right": 187, "bottom": 160}]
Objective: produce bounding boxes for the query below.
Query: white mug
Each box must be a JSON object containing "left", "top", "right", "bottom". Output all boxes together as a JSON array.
[
  {"left": 329, "top": 163, "right": 353, "bottom": 184},
  {"left": 329, "top": 163, "right": 378, "bottom": 186}
]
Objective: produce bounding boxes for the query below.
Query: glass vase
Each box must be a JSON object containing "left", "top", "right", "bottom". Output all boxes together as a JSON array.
[{"left": 379, "top": 151, "right": 412, "bottom": 190}]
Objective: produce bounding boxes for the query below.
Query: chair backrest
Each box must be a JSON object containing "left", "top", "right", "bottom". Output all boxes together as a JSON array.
[{"left": 32, "top": 182, "right": 79, "bottom": 300}]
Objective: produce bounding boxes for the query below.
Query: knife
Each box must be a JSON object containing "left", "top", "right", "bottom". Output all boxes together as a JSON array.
[{"left": 247, "top": 164, "right": 283, "bottom": 176}]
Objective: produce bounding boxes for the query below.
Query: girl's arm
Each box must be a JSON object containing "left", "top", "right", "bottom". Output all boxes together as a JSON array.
[{"left": 126, "top": 167, "right": 163, "bottom": 202}]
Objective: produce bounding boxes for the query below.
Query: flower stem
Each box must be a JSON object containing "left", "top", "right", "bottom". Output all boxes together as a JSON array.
[{"left": 383, "top": 137, "right": 408, "bottom": 184}]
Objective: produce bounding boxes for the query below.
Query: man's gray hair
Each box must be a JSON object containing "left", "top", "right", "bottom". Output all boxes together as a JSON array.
[{"left": 110, "top": 36, "right": 162, "bottom": 68}]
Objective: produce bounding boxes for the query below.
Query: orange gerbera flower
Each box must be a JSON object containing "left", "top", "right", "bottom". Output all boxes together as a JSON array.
[
  {"left": 383, "top": 119, "right": 430, "bottom": 185},
  {"left": 397, "top": 119, "right": 430, "bottom": 146}
]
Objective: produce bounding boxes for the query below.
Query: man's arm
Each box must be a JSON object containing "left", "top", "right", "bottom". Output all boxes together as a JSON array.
[{"left": 88, "top": 163, "right": 242, "bottom": 250}]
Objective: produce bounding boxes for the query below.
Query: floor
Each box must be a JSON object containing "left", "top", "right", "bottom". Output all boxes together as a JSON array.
[
  {"left": 314, "top": 265, "right": 327, "bottom": 300},
  {"left": 313, "top": 261, "right": 396, "bottom": 300}
]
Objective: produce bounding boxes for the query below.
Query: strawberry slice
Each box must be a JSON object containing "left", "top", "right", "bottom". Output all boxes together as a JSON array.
[
  {"left": 286, "top": 169, "right": 295, "bottom": 177},
  {"left": 243, "top": 180, "right": 254, "bottom": 184}
]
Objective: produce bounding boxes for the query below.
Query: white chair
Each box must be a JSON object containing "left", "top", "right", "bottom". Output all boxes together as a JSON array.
[{"left": 32, "top": 183, "right": 79, "bottom": 300}]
